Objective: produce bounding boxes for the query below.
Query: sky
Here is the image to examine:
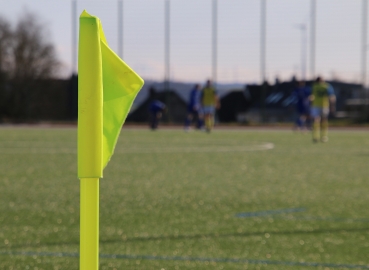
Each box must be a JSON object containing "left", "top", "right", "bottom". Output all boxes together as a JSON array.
[{"left": 0, "top": 0, "right": 366, "bottom": 85}]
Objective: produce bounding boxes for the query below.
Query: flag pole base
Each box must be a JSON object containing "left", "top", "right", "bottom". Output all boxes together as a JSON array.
[{"left": 80, "top": 178, "right": 99, "bottom": 270}]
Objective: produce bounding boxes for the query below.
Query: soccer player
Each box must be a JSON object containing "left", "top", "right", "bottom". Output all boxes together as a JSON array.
[
  {"left": 149, "top": 99, "right": 166, "bottom": 130},
  {"left": 293, "top": 80, "right": 311, "bottom": 131},
  {"left": 310, "top": 76, "right": 336, "bottom": 142},
  {"left": 201, "top": 80, "right": 220, "bottom": 132},
  {"left": 147, "top": 87, "right": 166, "bottom": 130},
  {"left": 184, "top": 84, "right": 203, "bottom": 131}
]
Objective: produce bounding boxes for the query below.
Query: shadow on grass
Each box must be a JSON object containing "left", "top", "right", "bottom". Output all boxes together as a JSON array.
[
  {"left": 104, "top": 225, "right": 369, "bottom": 243},
  {"left": 3, "top": 225, "right": 369, "bottom": 249}
]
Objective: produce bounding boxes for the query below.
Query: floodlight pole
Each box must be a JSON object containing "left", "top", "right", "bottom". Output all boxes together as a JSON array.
[
  {"left": 362, "top": 0, "right": 368, "bottom": 121},
  {"left": 260, "top": 0, "right": 266, "bottom": 84},
  {"left": 72, "top": 0, "right": 77, "bottom": 74},
  {"left": 362, "top": 0, "right": 368, "bottom": 86},
  {"left": 310, "top": 0, "right": 316, "bottom": 79},
  {"left": 118, "top": 0, "right": 123, "bottom": 59},
  {"left": 212, "top": 0, "right": 218, "bottom": 87},
  {"left": 296, "top": 23, "right": 307, "bottom": 81},
  {"left": 164, "top": 0, "right": 170, "bottom": 121},
  {"left": 260, "top": 0, "right": 267, "bottom": 123},
  {"left": 164, "top": 0, "right": 170, "bottom": 88}
]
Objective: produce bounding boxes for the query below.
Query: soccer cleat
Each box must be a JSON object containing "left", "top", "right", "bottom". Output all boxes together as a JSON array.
[{"left": 321, "top": 136, "right": 329, "bottom": 143}]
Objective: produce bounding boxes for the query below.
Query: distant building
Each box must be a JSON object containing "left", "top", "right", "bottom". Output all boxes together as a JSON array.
[
  {"left": 218, "top": 87, "right": 251, "bottom": 122},
  {"left": 1, "top": 76, "right": 359, "bottom": 124},
  {"left": 242, "top": 80, "right": 362, "bottom": 123}
]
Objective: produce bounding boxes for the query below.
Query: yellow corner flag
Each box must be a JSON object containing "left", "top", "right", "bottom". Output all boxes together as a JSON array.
[{"left": 78, "top": 10, "right": 144, "bottom": 270}]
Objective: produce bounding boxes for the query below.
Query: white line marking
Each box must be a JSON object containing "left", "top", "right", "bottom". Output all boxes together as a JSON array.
[
  {"left": 0, "top": 143, "right": 274, "bottom": 154},
  {"left": 116, "top": 143, "right": 275, "bottom": 153}
]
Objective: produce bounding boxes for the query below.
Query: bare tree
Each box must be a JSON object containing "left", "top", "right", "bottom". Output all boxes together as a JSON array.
[
  {"left": 0, "top": 11, "right": 60, "bottom": 120},
  {"left": 11, "top": 12, "right": 59, "bottom": 80},
  {"left": 0, "top": 17, "right": 12, "bottom": 72},
  {"left": 0, "top": 17, "right": 12, "bottom": 118}
]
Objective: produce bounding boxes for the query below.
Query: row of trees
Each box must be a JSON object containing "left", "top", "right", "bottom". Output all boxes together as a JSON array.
[{"left": 0, "top": 11, "right": 60, "bottom": 120}]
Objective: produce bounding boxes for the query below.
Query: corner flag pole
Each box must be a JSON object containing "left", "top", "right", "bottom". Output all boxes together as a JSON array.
[
  {"left": 78, "top": 10, "right": 144, "bottom": 270},
  {"left": 80, "top": 179, "right": 99, "bottom": 269},
  {"left": 78, "top": 11, "right": 103, "bottom": 270}
]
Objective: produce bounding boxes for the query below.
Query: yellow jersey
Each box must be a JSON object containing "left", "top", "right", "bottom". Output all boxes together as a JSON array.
[
  {"left": 202, "top": 87, "right": 217, "bottom": 106},
  {"left": 311, "top": 82, "right": 334, "bottom": 108}
]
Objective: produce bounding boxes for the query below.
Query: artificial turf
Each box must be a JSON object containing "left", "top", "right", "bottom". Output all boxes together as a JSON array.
[{"left": 0, "top": 127, "right": 368, "bottom": 269}]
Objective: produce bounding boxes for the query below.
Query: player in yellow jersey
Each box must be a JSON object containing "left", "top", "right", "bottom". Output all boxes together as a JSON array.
[
  {"left": 310, "top": 77, "right": 336, "bottom": 142},
  {"left": 201, "top": 80, "right": 220, "bottom": 132}
]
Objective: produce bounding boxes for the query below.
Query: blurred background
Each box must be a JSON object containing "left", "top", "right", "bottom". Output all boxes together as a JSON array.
[{"left": 0, "top": 0, "right": 368, "bottom": 124}]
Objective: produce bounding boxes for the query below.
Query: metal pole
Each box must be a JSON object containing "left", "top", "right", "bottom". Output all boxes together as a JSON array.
[
  {"left": 164, "top": 0, "right": 170, "bottom": 89},
  {"left": 260, "top": 0, "right": 267, "bottom": 123},
  {"left": 260, "top": 0, "right": 266, "bottom": 83},
  {"left": 301, "top": 24, "right": 307, "bottom": 81},
  {"left": 310, "top": 0, "right": 316, "bottom": 79},
  {"left": 164, "top": 0, "right": 170, "bottom": 122},
  {"left": 72, "top": 0, "right": 77, "bottom": 74},
  {"left": 362, "top": 0, "right": 367, "bottom": 87},
  {"left": 212, "top": 0, "right": 218, "bottom": 86},
  {"left": 362, "top": 0, "right": 368, "bottom": 121},
  {"left": 118, "top": 0, "right": 123, "bottom": 59}
]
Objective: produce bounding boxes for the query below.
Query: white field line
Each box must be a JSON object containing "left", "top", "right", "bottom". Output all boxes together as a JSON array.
[
  {"left": 115, "top": 143, "right": 275, "bottom": 153},
  {"left": 0, "top": 143, "right": 274, "bottom": 154}
]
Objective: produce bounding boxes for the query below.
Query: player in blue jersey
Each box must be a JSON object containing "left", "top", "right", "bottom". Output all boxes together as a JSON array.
[
  {"left": 293, "top": 80, "right": 311, "bottom": 131},
  {"left": 148, "top": 87, "right": 166, "bottom": 130},
  {"left": 149, "top": 99, "right": 166, "bottom": 130},
  {"left": 184, "top": 84, "right": 203, "bottom": 131}
]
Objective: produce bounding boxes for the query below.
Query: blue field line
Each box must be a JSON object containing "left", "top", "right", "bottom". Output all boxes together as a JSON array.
[
  {"left": 281, "top": 216, "right": 369, "bottom": 223},
  {"left": 235, "top": 208, "right": 306, "bottom": 218},
  {"left": 0, "top": 250, "right": 79, "bottom": 258},
  {"left": 235, "top": 209, "right": 369, "bottom": 223},
  {"left": 1, "top": 250, "right": 369, "bottom": 269}
]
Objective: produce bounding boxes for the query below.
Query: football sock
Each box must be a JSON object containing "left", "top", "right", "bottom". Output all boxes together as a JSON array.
[
  {"left": 313, "top": 121, "right": 320, "bottom": 141},
  {"left": 321, "top": 119, "right": 328, "bottom": 139}
]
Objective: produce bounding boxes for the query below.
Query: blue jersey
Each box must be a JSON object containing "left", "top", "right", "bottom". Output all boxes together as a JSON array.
[
  {"left": 188, "top": 87, "right": 202, "bottom": 111},
  {"left": 149, "top": 100, "right": 165, "bottom": 113},
  {"left": 293, "top": 86, "right": 311, "bottom": 114}
]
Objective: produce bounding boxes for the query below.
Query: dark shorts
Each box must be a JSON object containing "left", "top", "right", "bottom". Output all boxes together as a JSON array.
[
  {"left": 297, "top": 105, "right": 310, "bottom": 115},
  {"left": 187, "top": 107, "right": 203, "bottom": 115}
]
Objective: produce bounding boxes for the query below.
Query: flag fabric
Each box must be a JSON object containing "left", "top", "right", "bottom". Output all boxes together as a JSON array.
[{"left": 78, "top": 10, "right": 144, "bottom": 178}]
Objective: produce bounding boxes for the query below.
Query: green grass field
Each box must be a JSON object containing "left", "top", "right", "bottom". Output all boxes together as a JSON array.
[{"left": 1, "top": 126, "right": 369, "bottom": 270}]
